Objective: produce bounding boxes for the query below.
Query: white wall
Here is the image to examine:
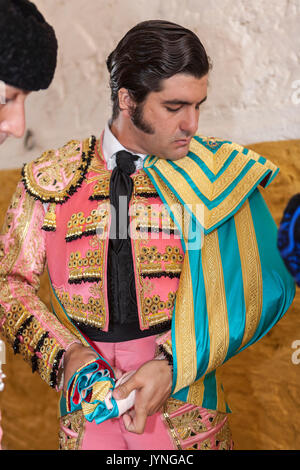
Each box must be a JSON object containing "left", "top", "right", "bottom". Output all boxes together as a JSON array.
[{"left": 1, "top": 0, "right": 300, "bottom": 168}]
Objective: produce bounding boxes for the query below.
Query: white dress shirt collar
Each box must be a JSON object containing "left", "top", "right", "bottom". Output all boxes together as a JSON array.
[{"left": 102, "top": 122, "right": 147, "bottom": 171}]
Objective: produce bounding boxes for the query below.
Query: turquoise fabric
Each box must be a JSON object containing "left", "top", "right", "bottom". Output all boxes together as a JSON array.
[
  {"left": 50, "top": 279, "right": 119, "bottom": 422},
  {"left": 144, "top": 146, "right": 295, "bottom": 410},
  {"left": 239, "top": 190, "right": 296, "bottom": 349},
  {"left": 66, "top": 360, "right": 119, "bottom": 425}
]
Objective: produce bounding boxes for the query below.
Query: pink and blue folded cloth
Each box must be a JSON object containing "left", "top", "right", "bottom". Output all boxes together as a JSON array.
[{"left": 66, "top": 357, "right": 136, "bottom": 424}]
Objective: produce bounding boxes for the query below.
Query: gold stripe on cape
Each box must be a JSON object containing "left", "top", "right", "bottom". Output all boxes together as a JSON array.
[
  {"left": 234, "top": 199, "right": 263, "bottom": 349},
  {"left": 186, "top": 378, "right": 205, "bottom": 407},
  {"left": 145, "top": 167, "right": 198, "bottom": 393},
  {"left": 188, "top": 137, "right": 277, "bottom": 177},
  {"left": 173, "top": 252, "right": 197, "bottom": 394},
  {"left": 144, "top": 150, "right": 278, "bottom": 233},
  {"left": 201, "top": 230, "right": 230, "bottom": 374}
]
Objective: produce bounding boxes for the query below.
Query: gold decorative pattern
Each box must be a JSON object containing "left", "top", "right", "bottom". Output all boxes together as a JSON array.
[
  {"left": 68, "top": 248, "right": 103, "bottom": 284},
  {"left": 81, "top": 381, "right": 113, "bottom": 417},
  {"left": 214, "top": 420, "right": 233, "bottom": 450},
  {"left": 204, "top": 164, "right": 275, "bottom": 231},
  {"left": 144, "top": 137, "right": 278, "bottom": 233},
  {"left": 189, "top": 137, "right": 242, "bottom": 175},
  {"left": 0, "top": 183, "right": 78, "bottom": 388},
  {"left": 42, "top": 203, "right": 57, "bottom": 231},
  {"left": 22, "top": 137, "right": 95, "bottom": 204},
  {"left": 56, "top": 289, "right": 106, "bottom": 330},
  {"left": 133, "top": 231, "right": 184, "bottom": 330},
  {"left": 141, "top": 291, "right": 175, "bottom": 327},
  {"left": 49, "top": 283, "right": 90, "bottom": 346},
  {"left": 161, "top": 205, "right": 181, "bottom": 236},
  {"left": 137, "top": 244, "right": 183, "bottom": 279},
  {"left": 131, "top": 202, "right": 181, "bottom": 237},
  {"left": 0, "top": 183, "right": 35, "bottom": 274},
  {"left": 89, "top": 171, "right": 159, "bottom": 201},
  {"left": 161, "top": 337, "right": 172, "bottom": 359},
  {"left": 234, "top": 199, "right": 263, "bottom": 349},
  {"left": 89, "top": 177, "right": 110, "bottom": 200},
  {"left": 1, "top": 302, "right": 33, "bottom": 357},
  {"left": 216, "top": 370, "right": 227, "bottom": 413},
  {"left": 140, "top": 168, "right": 187, "bottom": 242},
  {"left": 1, "top": 298, "right": 64, "bottom": 386},
  {"left": 186, "top": 378, "right": 205, "bottom": 408},
  {"left": 65, "top": 205, "right": 109, "bottom": 242},
  {"left": 163, "top": 397, "right": 232, "bottom": 450},
  {"left": 202, "top": 230, "right": 230, "bottom": 374},
  {"left": 173, "top": 253, "right": 197, "bottom": 394},
  {"left": 132, "top": 172, "right": 159, "bottom": 198},
  {"left": 59, "top": 410, "right": 85, "bottom": 450}
]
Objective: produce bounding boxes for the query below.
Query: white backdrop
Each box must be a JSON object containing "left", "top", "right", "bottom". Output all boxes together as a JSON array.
[{"left": 1, "top": 0, "right": 300, "bottom": 168}]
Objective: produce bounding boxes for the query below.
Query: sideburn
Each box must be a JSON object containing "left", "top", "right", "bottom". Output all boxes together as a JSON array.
[{"left": 130, "top": 102, "right": 155, "bottom": 135}]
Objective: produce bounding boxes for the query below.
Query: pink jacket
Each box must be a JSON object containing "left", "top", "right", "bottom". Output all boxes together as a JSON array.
[{"left": 0, "top": 136, "right": 181, "bottom": 387}]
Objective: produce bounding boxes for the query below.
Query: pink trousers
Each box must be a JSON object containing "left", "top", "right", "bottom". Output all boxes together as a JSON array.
[{"left": 59, "top": 336, "right": 232, "bottom": 450}]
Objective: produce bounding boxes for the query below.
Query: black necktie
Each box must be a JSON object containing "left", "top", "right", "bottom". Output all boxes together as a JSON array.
[
  {"left": 109, "top": 150, "right": 139, "bottom": 250},
  {"left": 77, "top": 149, "right": 171, "bottom": 340},
  {"left": 107, "top": 150, "right": 139, "bottom": 328}
]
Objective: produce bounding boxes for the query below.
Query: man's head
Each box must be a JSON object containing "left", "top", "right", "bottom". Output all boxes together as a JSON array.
[
  {"left": 0, "top": 0, "right": 58, "bottom": 144},
  {"left": 107, "top": 20, "right": 211, "bottom": 160}
]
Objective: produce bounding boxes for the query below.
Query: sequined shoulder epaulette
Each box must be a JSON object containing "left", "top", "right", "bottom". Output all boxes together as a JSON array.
[
  {"left": 143, "top": 135, "right": 279, "bottom": 234},
  {"left": 22, "top": 136, "right": 96, "bottom": 204}
]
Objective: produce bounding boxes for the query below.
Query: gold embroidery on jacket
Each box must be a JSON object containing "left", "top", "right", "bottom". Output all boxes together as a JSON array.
[
  {"left": 23, "top": 140, "right": 81, "bottom": 196},
  {"left": 89, "top": 177, "right": 110, "bottom": 200},
  {"left": 138, "top": 245, "right": 183, "bottom": 279},
  {"left": 56, "top": 290, "right": 105, "bottom": 329},
  {"left": 161, "top": 338, "right": 172, "bottom": 358},
  {"left": 132, "top": 173, "right": 159, "bottom": 198},
  {"left": 0, "top": 185, "right": 75, "bottom": 387},
  {"left": 22, "top": 138, "right": 94, "bottom": 203},
  {"left": 42, "top": 203, "right": 57, "bottom": 231},
  {"left": 59, "top": 410, "right": 85, "bottom": 450},
  {"left": 141, "top": 291, "right": 175, "bottom": 327},
  {"left": 68, "top": 248, "right": 103, "bottom": 284},
  {"left": 0, "top": 186, "right": 35, "bottom": 272},
  {"left": 131, "top": 203, "right": 181, "bottom": 236},
  {"left": 133, "top": 232, "right": 183, "bottom": 330},
  {"left": 2, "top": 302, "right": 32, "bottom": 354},
  {"left": 163, "top": 397, "right": 232, "bottom": 451},
  {"left": 66, "top": 206, "right": 109, "bottom": 242},
  {"left": 56, "top": 157, "right": 184, "bottom": 333},
  {"left": 139, "top": 169, "right": 185, "bottom": 241}
]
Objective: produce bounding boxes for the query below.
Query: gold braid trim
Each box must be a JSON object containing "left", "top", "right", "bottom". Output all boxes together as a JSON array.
[
  {"left": 144, "top": 135, "right": 278, "bottom": 233},
  {"left": 0, "top": 185, "right": 70, "bottom": 388},
  {"left": 202, "top": 230, "right": 229, "bottom": 374},
  {"left": 234, "top": 199, "right": 263, "bottom": 349},
  {"left": 21, "top": 136, "right": 96, "bottom": 204},
  {"left": 59, "top": 410, "right": 85, "bottom": 450}
]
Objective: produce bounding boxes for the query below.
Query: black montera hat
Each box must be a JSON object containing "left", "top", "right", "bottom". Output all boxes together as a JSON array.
[{"left": 0, "top": 0, "right": 58, "bottom": 91}]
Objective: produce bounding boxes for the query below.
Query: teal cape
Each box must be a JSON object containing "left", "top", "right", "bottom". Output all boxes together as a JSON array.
[{"left": 143, "top": 135, "right": 296, "bottom": 411}]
